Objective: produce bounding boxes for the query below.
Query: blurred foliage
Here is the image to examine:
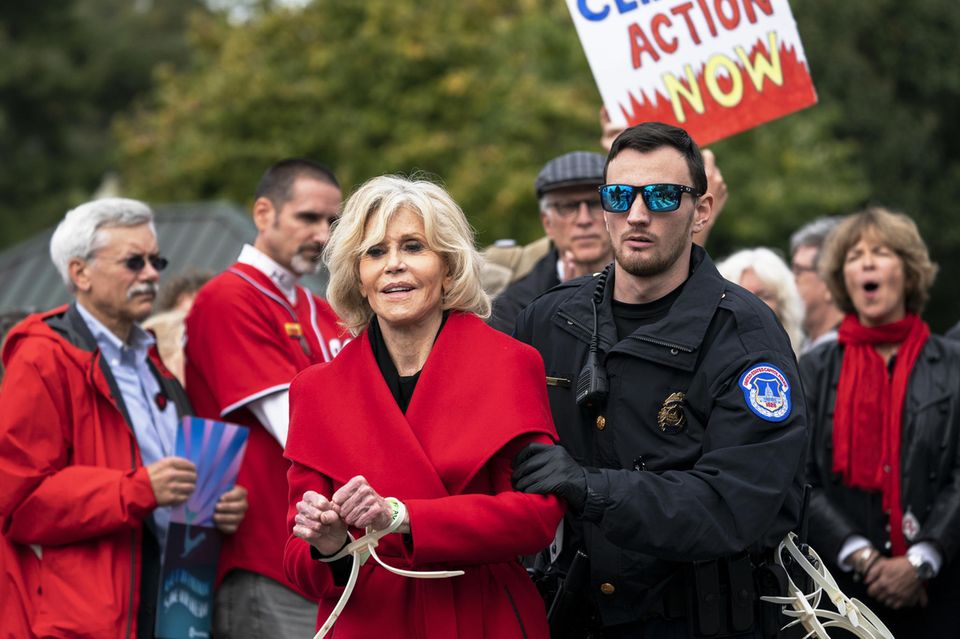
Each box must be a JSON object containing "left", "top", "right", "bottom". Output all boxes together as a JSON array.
[
  {"left": 115, "top": 0, "right": 601, "bottom": 245},
  {"left": 4, "top": 0, "right": 960, "bottom": 328},
  {"left": 790, "top": 0, "right": 960, "bottom": 331},
  {"left": 0, "top": 0, "right": 207, "bottom": 245}
]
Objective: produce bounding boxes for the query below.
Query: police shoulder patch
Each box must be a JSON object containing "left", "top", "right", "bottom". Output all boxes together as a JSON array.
[{"left": 738, "top": 362, "right": 791, "bottom": 422}]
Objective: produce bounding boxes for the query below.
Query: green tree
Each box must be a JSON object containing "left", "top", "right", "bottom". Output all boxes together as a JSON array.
[
  {"left": 117, "top": 0, "right": 601, "bottom": 244},
  {"left": 790, "top": 0, "right": 960, "bottom": 330},
  {"left": 116, "top": 2, "right": 870, "bottom": 249},
  {"left": 115, "top": 0, "right": 960, "bottom": 327},
  {"left": 0, "top": 0, "right": 205, "bottom": 245}
]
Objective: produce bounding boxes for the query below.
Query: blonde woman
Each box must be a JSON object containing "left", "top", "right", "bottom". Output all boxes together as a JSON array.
[{"left": 283, "top": 175, "right": 564, "bottom": 638}]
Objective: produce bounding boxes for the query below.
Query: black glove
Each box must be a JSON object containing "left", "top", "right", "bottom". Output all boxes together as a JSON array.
[{"left": 511, "top": 443, "right": 587, "bottom": 513}]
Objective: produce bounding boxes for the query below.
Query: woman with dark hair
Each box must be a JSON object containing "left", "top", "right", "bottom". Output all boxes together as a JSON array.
[
  {"left": 801, "top": 206, "right": 960, "bottom": 637},
  {"left": 282, "top": 175, "right": 564, "bottom": 638}
]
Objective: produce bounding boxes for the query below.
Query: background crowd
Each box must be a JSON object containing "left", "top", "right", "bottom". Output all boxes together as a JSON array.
[{"left": 2, "top": 3, "right": 960, "bottom": 639}]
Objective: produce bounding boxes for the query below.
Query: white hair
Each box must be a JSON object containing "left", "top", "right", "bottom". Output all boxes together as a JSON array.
[
  {"left": 717, "top": 247, "right": 804, "bottom": 354},
  {"left": 50, "top": 198, "right": 156, "bottom": 291}
]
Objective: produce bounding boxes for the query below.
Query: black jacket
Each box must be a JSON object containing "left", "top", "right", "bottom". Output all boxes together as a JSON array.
[
  {"left": 489, "top": 248, "right": 560, "bottom": 334},
  {"left": 946, "top": 321, "right": 960, "bottom": 341},
  {"left": 515, "top": 246, "right": 806, "bottom": 627},
  {"left": 800, "top": 335, "right": 960, "bottom": 568}
]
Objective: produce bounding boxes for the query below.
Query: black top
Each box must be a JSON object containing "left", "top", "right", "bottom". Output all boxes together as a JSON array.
[
  {"left": 489, "top": 249, "right": 561, "bottom": 334},
  {"left": 946, "top": 320, "right": 960, "bottom": 341},
  {"left": 611, "top": 282, "right": 685, "bottom": 340},
  {"left": 368, "top": 313, "right": 447, "bottom": 413}
]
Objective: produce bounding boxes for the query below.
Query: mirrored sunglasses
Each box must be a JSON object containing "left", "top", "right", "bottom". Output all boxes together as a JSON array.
[{"left": 598, "top": 183, "right": 701, "bottom": 213}]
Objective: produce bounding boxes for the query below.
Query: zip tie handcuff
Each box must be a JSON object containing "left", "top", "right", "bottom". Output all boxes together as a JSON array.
[{"left": 311, "top": 497, "right": 464, "bottom": 638}]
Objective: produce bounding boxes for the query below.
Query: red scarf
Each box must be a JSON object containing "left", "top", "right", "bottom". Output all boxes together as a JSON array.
[{"left": 834, "top": 313, "right": 929, "bottom": 556}]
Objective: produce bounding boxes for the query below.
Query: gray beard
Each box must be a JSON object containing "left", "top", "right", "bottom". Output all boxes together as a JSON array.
[{"left": 290, "top": 253, "right": 322, "bottom": 275}]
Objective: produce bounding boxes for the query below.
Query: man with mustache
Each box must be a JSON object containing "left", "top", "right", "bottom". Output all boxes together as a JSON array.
[
  {"left": 184, "top": 158, "right": 346, "bottom": 638},
  {"left": 0, "top": 198, "right": 248, "bottom": 638},
  {"left": 511, "top": 123, "right": 806, "bottom": 638}
]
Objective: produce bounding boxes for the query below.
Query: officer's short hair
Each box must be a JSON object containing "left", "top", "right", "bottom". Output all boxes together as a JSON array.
[
  {"left": 604, "top": 122, "right": 707, "bottom": 196},
  {"left": 254, "top": 158, "right": 340, "bottom": 209}
]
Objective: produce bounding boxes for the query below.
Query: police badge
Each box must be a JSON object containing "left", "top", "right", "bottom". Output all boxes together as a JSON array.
[{"left": 658, "top": 392, "right": 686, "bottom": 433}]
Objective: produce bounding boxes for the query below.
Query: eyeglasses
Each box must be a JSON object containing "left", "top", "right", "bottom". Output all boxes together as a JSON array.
[
  {"left": 791, "top": 263, "right": 818, "bottom": 277},
  {"left": 598, "top": 183, "right": 701, "bottom": 213},
  {"left": 545, "top": 198, "right": 604, "bottom": 218},
  {"left": 116, "top": 254, "right": 169, "bottom": 272}
]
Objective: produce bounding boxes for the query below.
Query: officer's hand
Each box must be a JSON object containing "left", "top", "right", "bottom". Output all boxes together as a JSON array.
[
  {"left": 511, "top": 443, "right": 587, "bottom": 513},
  {"left": 213, "top": 485, "right": 249, "bottom": 534},
  {"left": 147, "top": 456, "right": 197, "bottom": 506}
]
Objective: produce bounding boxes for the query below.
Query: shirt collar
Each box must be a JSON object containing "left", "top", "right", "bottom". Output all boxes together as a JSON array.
[
  {"left": 75, "top": 301, "right": 155, "bottom": 359},
  {"left": 238, "top": 244, "right": 299, "bottom": 304}
]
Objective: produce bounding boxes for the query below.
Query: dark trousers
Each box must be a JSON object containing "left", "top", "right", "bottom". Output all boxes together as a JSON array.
[{"left": 598, "top": 618, "right": 760, "bottom": 639}]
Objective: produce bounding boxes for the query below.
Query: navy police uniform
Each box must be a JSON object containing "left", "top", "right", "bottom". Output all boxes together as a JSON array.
[{"left": 514, "top": 246, "right": 807, "bottom": 637}]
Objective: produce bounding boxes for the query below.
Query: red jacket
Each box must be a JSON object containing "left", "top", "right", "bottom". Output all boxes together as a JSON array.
[
  {"left": 284, "top": 312, "right": 565, "bottom": 638},
  {"left": 0, "top": 305, "right": 184, "bottom": 639}
]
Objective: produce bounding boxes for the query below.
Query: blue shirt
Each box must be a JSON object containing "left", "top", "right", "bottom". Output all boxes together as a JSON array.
[{"left": 76, "top": 303, "right": 179, "bottom": 553}]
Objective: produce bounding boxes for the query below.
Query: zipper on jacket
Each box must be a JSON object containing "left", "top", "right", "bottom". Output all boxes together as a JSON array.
[
  {"left": 502, "top": 586, "right": 528, "bottom": 639},
  {"left": 559, "top": 310, "right": 695, "bottom": 355},
  {"left": 631, "top": 335, "right": 694, "bottom": 354},
  {"left": 125, "top": 429, "right": 138, "bottom": 639},
  {"left": 125, "top": 532, "right": 136, "bottom": 639}
]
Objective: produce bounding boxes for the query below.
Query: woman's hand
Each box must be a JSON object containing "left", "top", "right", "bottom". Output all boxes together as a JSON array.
[
  {"left": 293, "top": 490, "right": 349, "bottom": 556},
  {"left": 214, "top": 485, "right": 249, "bottom": 534},
  {"left": 332, "top": 475, "right": 393, "bottom": 531},
  {"left": 864, "top": 556, "right": 928, "bottom": 609}
]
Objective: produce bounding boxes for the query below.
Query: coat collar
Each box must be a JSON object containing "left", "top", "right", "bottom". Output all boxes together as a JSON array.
[
  {"left": 553, "top": 245, "right": 725, "bottom": 371},
  {"left": 285, "top": 312, "right": 556, "bottom": 496}
]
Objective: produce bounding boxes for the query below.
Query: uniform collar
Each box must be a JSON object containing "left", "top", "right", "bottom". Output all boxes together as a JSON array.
[
  {"left": 555, "top": 245, "right": 725, "bottom": 359},
  {"left": 237, "top": 244, "right": 299, "bottom": 305}
]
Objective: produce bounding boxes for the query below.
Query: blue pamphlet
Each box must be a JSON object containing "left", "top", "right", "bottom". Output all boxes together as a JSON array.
[{"left": 155, "top": 416, "right": 248, "bottom": 639}]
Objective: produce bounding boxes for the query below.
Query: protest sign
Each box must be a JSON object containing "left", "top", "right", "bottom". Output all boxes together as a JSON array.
[
  {"left": 566, "top": 0, "right": 817, "bottom": 145},
  {"left": 156, "top": 417, "right": 248, "bottom": 639}
]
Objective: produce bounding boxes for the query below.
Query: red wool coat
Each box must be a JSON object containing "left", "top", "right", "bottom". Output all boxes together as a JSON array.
[{"left": 284, "top": 312, "right": 564, "bottom": 638}]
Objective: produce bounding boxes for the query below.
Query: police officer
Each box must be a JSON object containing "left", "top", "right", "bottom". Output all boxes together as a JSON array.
[{"left": 511, "top": 122, "right": 807, "bottom": 638}]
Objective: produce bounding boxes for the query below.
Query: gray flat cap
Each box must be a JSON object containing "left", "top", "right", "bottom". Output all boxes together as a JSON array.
[{"left": 535, "top": 151, "right": 606, "bottom": 198}]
